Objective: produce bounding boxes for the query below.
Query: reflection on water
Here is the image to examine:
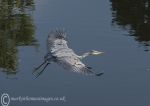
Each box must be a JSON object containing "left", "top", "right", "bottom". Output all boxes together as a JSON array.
[
  {"left": 0, "top": 0, "right": 36, "bottom": 75},
  {"left": 110, "top": 0, "right": 150, "bottom": 51}
]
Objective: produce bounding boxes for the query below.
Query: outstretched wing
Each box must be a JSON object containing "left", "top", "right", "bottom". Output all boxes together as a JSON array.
[
  {"left": 47, "top": 29, "right": 68, "bottom": 53},
  {"left": 46, "top": 29, "right": 103, "bottom": 76},
  {"left": 56, "top": 55, "right": 98, "bottom": 76}
]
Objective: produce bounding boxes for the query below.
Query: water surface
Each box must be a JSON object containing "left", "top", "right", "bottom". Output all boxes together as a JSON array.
[{"left": 0, "top": 0, "right": 150, "bottom": 106}]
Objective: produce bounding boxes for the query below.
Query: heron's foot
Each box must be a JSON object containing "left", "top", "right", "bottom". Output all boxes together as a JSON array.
[
  {"left": 32, "top": 60, "right": 47, "bottom": 74},
  {"left": 33, "top": 63, "right": 50, "bottom": 78}
]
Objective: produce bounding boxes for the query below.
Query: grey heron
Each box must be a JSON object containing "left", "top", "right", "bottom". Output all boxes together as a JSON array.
[{"left": 33, "top": 30, "right": 104, "bottom": 78}]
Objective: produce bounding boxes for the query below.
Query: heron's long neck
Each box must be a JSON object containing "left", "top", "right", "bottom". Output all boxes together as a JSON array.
[{"left": 78, "top": 52, "right": 90, "bottom": 59}]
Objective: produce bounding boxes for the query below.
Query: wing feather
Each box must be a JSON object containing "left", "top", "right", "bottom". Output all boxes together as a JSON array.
[
  {"left": 47, "top": 30, "right": 68, "bottom": 53},
  {"left": 46, "top": 29, "right": 103, "bottom": 76},
  {"left": 56, "top": 55, "right": 95, "bottom": 75}
]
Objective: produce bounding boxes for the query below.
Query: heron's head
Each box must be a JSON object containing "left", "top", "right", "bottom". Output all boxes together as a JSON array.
[{"left": 89, "top": 50, "right": 104, "bottom": 56}]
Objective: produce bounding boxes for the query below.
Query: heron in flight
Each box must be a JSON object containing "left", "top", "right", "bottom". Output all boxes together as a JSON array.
[{"left": 33, "top": 30, "right": 104, "bottom": 78}]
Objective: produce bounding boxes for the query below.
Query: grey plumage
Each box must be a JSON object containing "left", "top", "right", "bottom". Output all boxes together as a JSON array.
[{"left": 33, "top": 29, "right": 103, "bottom": 77}]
